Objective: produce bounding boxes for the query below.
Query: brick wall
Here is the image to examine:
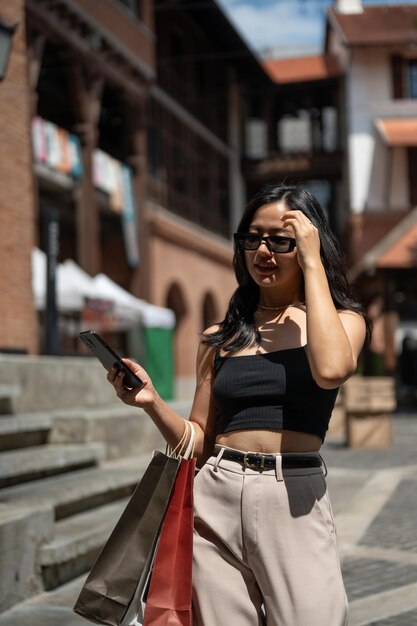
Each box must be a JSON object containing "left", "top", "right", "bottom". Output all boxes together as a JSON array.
[
  {"left": 148, "top": 207, "right": 236, "bottom": 384},
  {"left": 0, "top": 1, "right": 38, "bottom": 353}
]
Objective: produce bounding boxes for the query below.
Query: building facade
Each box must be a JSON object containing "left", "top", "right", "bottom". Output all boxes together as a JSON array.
[
  {"left": 326, "top": 0, "right": 417, "bottom": 398},
  {"left": 245, "top": 53, "right": 344, "bottom": 238},
  {"left": 0, "top": 0, "right": 267, "bottom": 396},
  {"left": 0, "top": 0, "right": 38, "bottom": 355}
]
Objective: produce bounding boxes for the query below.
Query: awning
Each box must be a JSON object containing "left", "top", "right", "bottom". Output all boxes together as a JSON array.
[
  {"left": 32, "top": 249, "right": 175, "bottom": 329},
  {"left": 32, "top": 249, "right": 110, "bottom": 312},
  {"left": 349, "top": 207, "right": 417, "bottom": 278},
  {"left": 93, "top": 274, "right": 175, "bottom": 329},
  {"left": 375, "top": 117, "right": 417, "bottom": 147},
  {"left": 376, "top": 221, "right": 417, "bottom": 269}
]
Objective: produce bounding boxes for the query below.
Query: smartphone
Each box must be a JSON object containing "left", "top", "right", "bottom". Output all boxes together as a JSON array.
[{"left": 79, "top": 330, "right": 145, "bottom": 390}]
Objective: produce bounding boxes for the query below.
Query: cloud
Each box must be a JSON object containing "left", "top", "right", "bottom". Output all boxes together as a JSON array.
[
  {"left": 218, "top": 0, "right": 413, "bottom": 56},
  {"left": 217, "top": 0, "right": 326, "bottom": 54}
]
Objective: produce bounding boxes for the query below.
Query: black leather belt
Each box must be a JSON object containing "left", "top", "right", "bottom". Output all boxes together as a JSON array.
[{"left": 217, "top": 448, "right": 322, "bottom": 471}]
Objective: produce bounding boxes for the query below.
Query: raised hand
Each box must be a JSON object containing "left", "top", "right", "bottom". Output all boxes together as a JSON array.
[{"left": 282, "top": 210, "right": 321, "bottom": 272}]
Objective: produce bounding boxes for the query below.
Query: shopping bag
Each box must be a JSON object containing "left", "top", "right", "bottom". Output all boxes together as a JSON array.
[
  {"left": 73, "top": 451, "right": 180, "bottom": 626},
  {"left": 123, "top": 422, "right": 196, "bottom": 626},
  {"left": 143, "top": 455, "right": 196, "bottom": 626}
]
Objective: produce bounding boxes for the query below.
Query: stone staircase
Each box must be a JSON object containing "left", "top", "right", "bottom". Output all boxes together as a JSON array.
[{"left": 0, "top": 381, "right": 192, "bottom": 614}]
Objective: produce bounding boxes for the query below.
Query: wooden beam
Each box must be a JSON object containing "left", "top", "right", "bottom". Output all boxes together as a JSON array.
[
  {"left": 26, "top": 0, "right": 147, "bottom": 102},
  {"left": 67, "top": 61, "right": 104, "bottom": 275},
  {"left": 69, "top": 64, "right": 104, "bottom": 133}
]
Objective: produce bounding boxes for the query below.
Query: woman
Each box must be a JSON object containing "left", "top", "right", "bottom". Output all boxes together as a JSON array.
[{"left": 108, "top": 183, "right": 370, "bottom": 626}]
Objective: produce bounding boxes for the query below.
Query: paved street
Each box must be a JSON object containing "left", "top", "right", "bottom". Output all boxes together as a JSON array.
[
  {"left": 324, "top": 411, "right": 417, "bottom": 625},
  {"left": 0, "top": 411, "right": 416, "bottom": 626}
]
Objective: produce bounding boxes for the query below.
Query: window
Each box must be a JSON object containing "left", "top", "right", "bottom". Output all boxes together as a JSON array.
[
  {"left": 245, "top": 119, "right": 268, "bottom": 158},
  {"left": 278, "top": 112, "right": 312, "bottom": 154},
  {"left": 147, "top": 127, "right": 165, "bottom": 180},
  {"left": 391, "top": 55, "right": 417, "bottom": 99},
  {"left": 408, "top": 60, "right": 417, "bottom": 99}
]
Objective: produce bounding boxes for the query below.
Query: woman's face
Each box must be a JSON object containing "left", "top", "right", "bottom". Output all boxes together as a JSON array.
[{"left": 244, "top": 201, "right": 303, "bottom": 293}]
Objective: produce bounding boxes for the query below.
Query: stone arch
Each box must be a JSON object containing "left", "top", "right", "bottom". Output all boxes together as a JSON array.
[
  {"left": 166, "top": 282, "right": 188, "bottom": 327},
  {"left": 165, "top": 282, "right": 192, "bottom": 396},
  {"left": 201, "top": 291, "right": 219, "bottom": 332}
]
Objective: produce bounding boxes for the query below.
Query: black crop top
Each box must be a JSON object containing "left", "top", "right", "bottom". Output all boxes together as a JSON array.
[{"left": 213, "top": 346, "right": 339, "bottom": 442}]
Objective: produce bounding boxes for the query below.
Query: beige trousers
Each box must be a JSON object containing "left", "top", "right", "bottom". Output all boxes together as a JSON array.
[{"left": 192, "top": 447, "right": 348, "bottom": 626}]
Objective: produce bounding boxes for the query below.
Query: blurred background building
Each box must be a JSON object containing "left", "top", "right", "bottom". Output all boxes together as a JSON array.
[
  {"left": 327, "top": 0, "right": 417, "bottom": 404},
  {"left": 0, "top": 0, "right": 268, "bottom": 398},
  {"left": 0, "top": 0, "right": 416, "bottom": 402}
]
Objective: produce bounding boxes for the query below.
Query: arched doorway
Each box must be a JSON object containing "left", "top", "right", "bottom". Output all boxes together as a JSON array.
[
  {"left": 165, "top": 282, "right": 191, "bottom": 397},
  {"left": 202, "top": 292, "right": 219, "bottom": 331},
  {"left": 166, "top": 282, "right": 187, "bottom": 329}
]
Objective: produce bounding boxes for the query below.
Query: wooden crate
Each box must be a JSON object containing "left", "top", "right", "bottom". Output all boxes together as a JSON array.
[{"left": 343, "top": 376, "right": 395, "bottom": 449}]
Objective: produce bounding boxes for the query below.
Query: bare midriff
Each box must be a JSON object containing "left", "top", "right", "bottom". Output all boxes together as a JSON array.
[{"left": 215, "top": 429, "right": 322, "bottom": 453}]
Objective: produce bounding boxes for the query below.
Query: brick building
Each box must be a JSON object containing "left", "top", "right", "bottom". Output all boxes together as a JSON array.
[
  {"left": 0, "top": 0, "right": 267, "bottom": 396},
  {"left": 0, "top": 0, "right": 38, "bottom": 354}
]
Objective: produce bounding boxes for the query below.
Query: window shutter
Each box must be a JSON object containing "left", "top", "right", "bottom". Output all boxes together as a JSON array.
[
  {"left": 407, "top": 148, "right": 417, "bottom": 207},
  {"left": 391, "top": 55, "right": 404, "bottom": 99}
]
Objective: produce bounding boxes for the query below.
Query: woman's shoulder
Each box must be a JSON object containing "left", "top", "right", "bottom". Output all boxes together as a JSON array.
[
  {"left": 196, "top": 325, "right": 221, "bottom": 378},
  {"left": 337, "top": 309, "right": 366, "bottom": 323},
  {"left": 197, "top": 324, "right": 220, "bottom": 357},
  {"left": 337, "top": 309, "right": 367, "bottom": 345},
  {"left": 203, "top": 323, "right": 221, "bottom": 336},
  {"left": 197, "top": 325, "right": 220, "bottom": 357}
]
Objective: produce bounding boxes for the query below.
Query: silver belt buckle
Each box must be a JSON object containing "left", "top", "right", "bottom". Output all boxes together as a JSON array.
[{"left": 243, "top": 453, "right": 265, "bottom": 470}]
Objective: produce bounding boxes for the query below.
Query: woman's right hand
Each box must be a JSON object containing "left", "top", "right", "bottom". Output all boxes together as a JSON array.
[{"left": 107, "top": 358, "right": 158, "bottom": 410}]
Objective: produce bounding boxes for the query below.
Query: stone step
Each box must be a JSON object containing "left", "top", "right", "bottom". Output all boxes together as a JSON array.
[
  {"left": 40, "top": 497, "right": 130, "bottom": 590},
  {"left": 50, "top": 400, "right": 190, "bottom": 460},
  {"left": 0, "top": 383, "right": 20, "bottom": 415},
  {"left": 0, "top": 412, "right": 52, "bottom": 451},
  {"left": 0, "top": 452, "right": 150, "bottom": 519},
  {"left": 0, "top": 574, "right": 88, "bottom": 625},
  {"left": 0, "top": 443, "right": 105, "bottom": 488},
  {"left": 0, "top": 453, "right": 150, "bottom": 613}
]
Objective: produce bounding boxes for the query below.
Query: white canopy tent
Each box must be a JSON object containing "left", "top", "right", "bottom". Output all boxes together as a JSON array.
[
  {"left": 32, "top": 248, "right": 110, "bottom": 311},
  {"left": 32, "top": 248, "right": 176, "bottom": 398},
  {"left": 31, "top": 248, "right": 175, "bottom": 329},
  {"left": 93, "top": 273, "right": 175, "bottom": 329}
]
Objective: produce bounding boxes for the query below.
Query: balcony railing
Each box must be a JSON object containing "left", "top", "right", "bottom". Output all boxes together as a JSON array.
[
  {"left": 243, "top": 151, "right": 343, "bottom": 182},
  {"left": 147, "top": 176, "right": 229, "bottom": 238},
  {"left": 157, "top": 65, "right": 227, "bottom": 140},
  {"left": 245, "top": 107, "right": 340, "bottom": 160}
]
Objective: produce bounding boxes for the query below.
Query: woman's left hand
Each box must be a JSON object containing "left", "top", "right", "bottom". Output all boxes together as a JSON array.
[{"left": 282, "top": 210, "right": 321, "bottom": 272}]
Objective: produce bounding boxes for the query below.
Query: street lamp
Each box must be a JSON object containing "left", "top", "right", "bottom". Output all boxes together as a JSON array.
[{"left": 0, "top": 18, "right": 18, "bottom": 81}]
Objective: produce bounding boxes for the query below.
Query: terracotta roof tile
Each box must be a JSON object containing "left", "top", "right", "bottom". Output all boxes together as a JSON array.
[
  {"left": 377, "top": 221, "right": 417, "bottom": 268},
  {"left": 376, "top": 117, "right": 417, "bottom": 147},
  {"left": 349, "top": 209, "right": 417, "bottom": 277},
  {"left": 263, "top": 55, "right": 342, "bottom": 84},
  {"left": 329, "top": 5, "right": 417, "bottom": 47},
  {"left": 349, "top": 211, "right": 407, "bottom": 266}
]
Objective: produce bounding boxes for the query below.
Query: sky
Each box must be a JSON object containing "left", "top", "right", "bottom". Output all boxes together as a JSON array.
[{"left": 217, "top": 0, "right": 416, "bottom": 58}]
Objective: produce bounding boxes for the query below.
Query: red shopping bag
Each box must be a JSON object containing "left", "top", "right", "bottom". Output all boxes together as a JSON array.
[{"left": 143, "top": 457, "right": 196, "bottom": 626}]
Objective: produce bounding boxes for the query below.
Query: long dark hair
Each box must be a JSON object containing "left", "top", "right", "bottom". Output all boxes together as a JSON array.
[{"left": 203, "top": 182, "right": 371, "bottom": 352}]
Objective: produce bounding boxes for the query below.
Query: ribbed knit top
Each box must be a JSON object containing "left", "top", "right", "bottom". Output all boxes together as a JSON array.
[{"left": 213, "top": 346, "right": 339, "bottom": 442}]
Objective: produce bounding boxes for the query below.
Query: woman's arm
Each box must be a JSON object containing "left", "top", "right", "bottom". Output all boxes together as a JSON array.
[
  {"left": 283, "top": 210, "right": 366, "bottom": 389},
  {"left": 107, "top": 330, "right": 218, "bottom": 465},
  {"left": 303, "top": 265, "right": 366, "bottom": 388}
]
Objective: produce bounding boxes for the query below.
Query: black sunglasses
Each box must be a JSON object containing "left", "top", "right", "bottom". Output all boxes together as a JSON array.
[{"left": 233, "top": 233, "right": 296, "bottom": 254}]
